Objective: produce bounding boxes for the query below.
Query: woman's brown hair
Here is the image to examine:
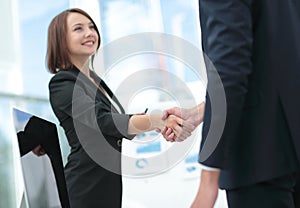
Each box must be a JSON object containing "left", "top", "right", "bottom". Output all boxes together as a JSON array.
[{"left": 46, "top": 8, "right": 101, "bottom": 74}]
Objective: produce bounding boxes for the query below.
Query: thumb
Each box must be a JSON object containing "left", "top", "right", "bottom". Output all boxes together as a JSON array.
[{"left": 162, "top": 110, "right": 170, "bottom": 120}]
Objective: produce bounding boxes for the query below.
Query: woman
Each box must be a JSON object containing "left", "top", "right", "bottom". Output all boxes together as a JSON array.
[{"left": 46, "top": 8, "right": 194, "bottom": 207}]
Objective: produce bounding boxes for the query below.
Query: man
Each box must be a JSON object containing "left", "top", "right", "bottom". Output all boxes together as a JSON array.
[{"left": 164, "top": 0, "right": 300, "bottom": 207}]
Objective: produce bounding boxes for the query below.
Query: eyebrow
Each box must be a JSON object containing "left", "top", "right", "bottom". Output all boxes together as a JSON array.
[{"left": 72, "top": 21, "right": 93, "bottom": 28}]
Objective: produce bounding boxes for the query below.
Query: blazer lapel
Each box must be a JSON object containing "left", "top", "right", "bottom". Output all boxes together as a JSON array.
[
  {"left": 69, "top": 67, "right": 118, "bottom": 112},
  {"left": 90, "top": 70, "right": 125, "bottom": 114}
]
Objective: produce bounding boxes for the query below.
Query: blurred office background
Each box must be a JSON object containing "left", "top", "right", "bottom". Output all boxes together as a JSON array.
[{"left": 0, "top": 0, "right": 226, "bottom": 207}]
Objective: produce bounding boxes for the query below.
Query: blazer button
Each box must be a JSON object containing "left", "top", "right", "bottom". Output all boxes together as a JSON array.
[{"left": 117, "top": 139, "right": 122, "bottom": 147}]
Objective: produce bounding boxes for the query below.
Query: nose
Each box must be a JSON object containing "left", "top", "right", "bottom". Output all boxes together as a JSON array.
[{"left": 86, "top": 28, "right": 95, "bottom": 38}]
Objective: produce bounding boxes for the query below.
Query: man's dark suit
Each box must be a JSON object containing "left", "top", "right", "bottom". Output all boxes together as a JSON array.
[
  {"left": 49, "top": 66, "right": 134, "bottom": 208},
  {"left": 199, "top": 0, "right": 300, "bottom": 207}
]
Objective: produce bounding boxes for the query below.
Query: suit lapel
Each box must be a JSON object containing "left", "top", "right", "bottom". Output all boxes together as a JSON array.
[
  {"left": 99, "top": 78, "right": 125, "bottom": 113},
  {"left": 69, "top": 67, "right": 120, "bottom": 113},
  {"left": 90, "top": 70, "right": 125, "bottom": 114}
]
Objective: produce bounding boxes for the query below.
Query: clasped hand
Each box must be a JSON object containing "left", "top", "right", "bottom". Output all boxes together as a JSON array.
[{"left": 161, "top": 102, "right": 205, "bottom": 142}]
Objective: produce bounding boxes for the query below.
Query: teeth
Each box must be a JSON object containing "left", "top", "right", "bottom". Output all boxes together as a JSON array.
[{"left": 84, "top": 41, "right": 93, "bottom": 45}]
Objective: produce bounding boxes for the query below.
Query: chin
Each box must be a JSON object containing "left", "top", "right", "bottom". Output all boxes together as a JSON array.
[{"left": 85, "top": 51, "right": 96, "bottom": 56}]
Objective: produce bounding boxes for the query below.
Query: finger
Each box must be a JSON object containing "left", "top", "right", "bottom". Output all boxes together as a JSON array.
[
  {"left": 32, "top": 145, "right": 46, "bottom": 156},
  {"left": 32, "top": 146, "right": 40, "bottom": 155},
  {"left": 161, "top": 110, "right": 169, "bottom": 120},
  {"left": 161, "top": 126, "right": 168, "bottom": 134},
  {"left": 182, "top": 126, "right": 193, "bottom": 138},
  {"left": 174, "top": 119, "right": 194, "bottom": 138},
  {"left": 182, "top": 129, "right": 192, "bottom": 138},
  {"left": 161, "top": 127, "right": 173, "bottom": 137},
  {"left": 173, "top": 124, "right": 190, "bottom": 137},
  {"left": 162, "top": 107, "right": 179, "bottom": 120},
  {"left": 175, "top": 136, "right": 187, "bottom": 142},
  {"left": 167, "top": 132, "right": 176, "bottom": 142},
  {"left": 166, "top": 128, "right": 173, "bottom": 136},
  {"left": 155, "top": 128, "right": 161, "bottom": 133},
  {"left": 174, "top": 116, "right": 183, "bottom": 126},
  {"left": 169, "top": 116, "right": 192, "bottom": 140},
  {"left": 161, "top": 128, "right": 176, "bottom": 142},
  {"left": 162, "top": 127, "right": 173, "bottom": 137},
  {"left": 175, "top": 134, "right": 187, "bottom": 142},
  {"left": 173, "top": 125, "right": 191, "bottom": 141},
  {"left": 181, "top": 120, "right": 195, "bottom": 132},
  {"left": 172, "top": 107, "right": 182, "bottom": 118},
  {"left": 162, "top": 130, "right": 175, "bottom": 142},
  {"left": 40, "top": 149, "right": 46, "bottom": 155},
  {"left": 161, "top": 127, "right": 170, "bottom": 140},
  {"left": 176, "top": 133, "right": 190, "bottom": 142}
]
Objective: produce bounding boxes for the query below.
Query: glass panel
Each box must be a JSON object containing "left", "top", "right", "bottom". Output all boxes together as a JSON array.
[
  {"left": 18, "top": 0, "right": 68, "bottom": 97},
  {"left": 0, "top": 1, "right": 69, "bottom": 207},
  {"left": 0, "top": 94, "right": 70, "bottom": 208}
]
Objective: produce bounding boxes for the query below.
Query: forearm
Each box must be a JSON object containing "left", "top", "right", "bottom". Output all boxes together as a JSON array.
[
  {"left": 200, "top": 169, "right": 220, "bottom": 204},
  {"left": 201, "top": 169, "right": 220, "bottom": 186},
  {"left": 128, "top": 114, "right": 163, "bottom": 135},
  {"left": 187, "top": 102, "right": 205, "bottom": 126},
  {"left": 191, "top": 169, "right": 220, "bottom": 208},
  {"left": 195, "top": 102, "right": 205, "bottom": 125}
]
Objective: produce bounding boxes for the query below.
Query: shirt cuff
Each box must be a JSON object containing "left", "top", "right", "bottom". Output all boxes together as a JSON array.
[{"left": 199, "top": 163, "right": 220, "bottom": 171}]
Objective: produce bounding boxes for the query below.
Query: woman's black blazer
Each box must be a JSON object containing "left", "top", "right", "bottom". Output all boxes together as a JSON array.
[{"left": 49, "top": 66, "right": 134, "bottom": 208}]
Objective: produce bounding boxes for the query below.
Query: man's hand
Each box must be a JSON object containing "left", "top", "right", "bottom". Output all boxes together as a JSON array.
[
  {"left": 161, "top": 102, "right": 205, "bottom": 142},
  {"left": 163, "top": 114, "right": 195, "bottom": 141},
  {"left": 32, "top": 145, "right": 46, "bottom": 156}
]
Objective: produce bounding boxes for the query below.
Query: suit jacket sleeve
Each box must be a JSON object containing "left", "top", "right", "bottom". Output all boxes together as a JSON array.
[
  {"left": 199, "top": 0, "right": 254, "bottom": 168},
  {"left": 49, "top": 71, "right": 134, "bottom": 140},
  {"left": 17, "top": 117, "right": 40, "bottom": 156}
]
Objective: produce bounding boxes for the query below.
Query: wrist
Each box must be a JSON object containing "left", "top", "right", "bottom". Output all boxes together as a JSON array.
[
  {"left": 201, "top": 169, "right": 220, "bottom": 186},
  {"left": 150, "top": 114, "right": 164, "bottom": 130},
  {"left": 193, "top": 102, "right": 205, "bottom": 126}
]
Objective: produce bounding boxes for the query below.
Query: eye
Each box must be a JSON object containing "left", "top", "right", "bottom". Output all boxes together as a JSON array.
[
  {"left": 74, "top": 26, "right": 82, "bottom": 31},
  {"left": 89, "top": 24, "right": 95, "bottom": 30}
]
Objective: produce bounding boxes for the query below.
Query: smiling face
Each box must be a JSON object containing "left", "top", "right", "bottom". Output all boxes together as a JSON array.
[{"left": 66, "top": 12, "right": 99, "bottom": 66}]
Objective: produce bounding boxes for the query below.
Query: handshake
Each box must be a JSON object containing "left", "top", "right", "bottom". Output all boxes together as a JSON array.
[{"left": 160, "top": 102, "right": 205, "bottom": 142}]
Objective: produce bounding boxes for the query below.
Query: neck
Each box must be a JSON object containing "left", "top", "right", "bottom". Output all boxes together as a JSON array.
[{"left": 71, "top": 57, "right": 90, "bottom": 77}]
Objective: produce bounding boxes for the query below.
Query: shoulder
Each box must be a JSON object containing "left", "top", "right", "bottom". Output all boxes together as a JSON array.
[
  {"left": 48, "top": 70, "right": 79, "bottom": 110},
  {"left": 50, "top": 69, "right": 78, "bottom": 83},
  {"left": 48, "top": 70, "right": 78, "bottom": 101},
  {"left": 49, "top": 68, "right": 80, "bottom": 89}
]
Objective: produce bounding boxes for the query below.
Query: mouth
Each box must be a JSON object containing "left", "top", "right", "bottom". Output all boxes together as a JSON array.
[{"left": 82, "top": 41, "right": 95, "bottom": 46}]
